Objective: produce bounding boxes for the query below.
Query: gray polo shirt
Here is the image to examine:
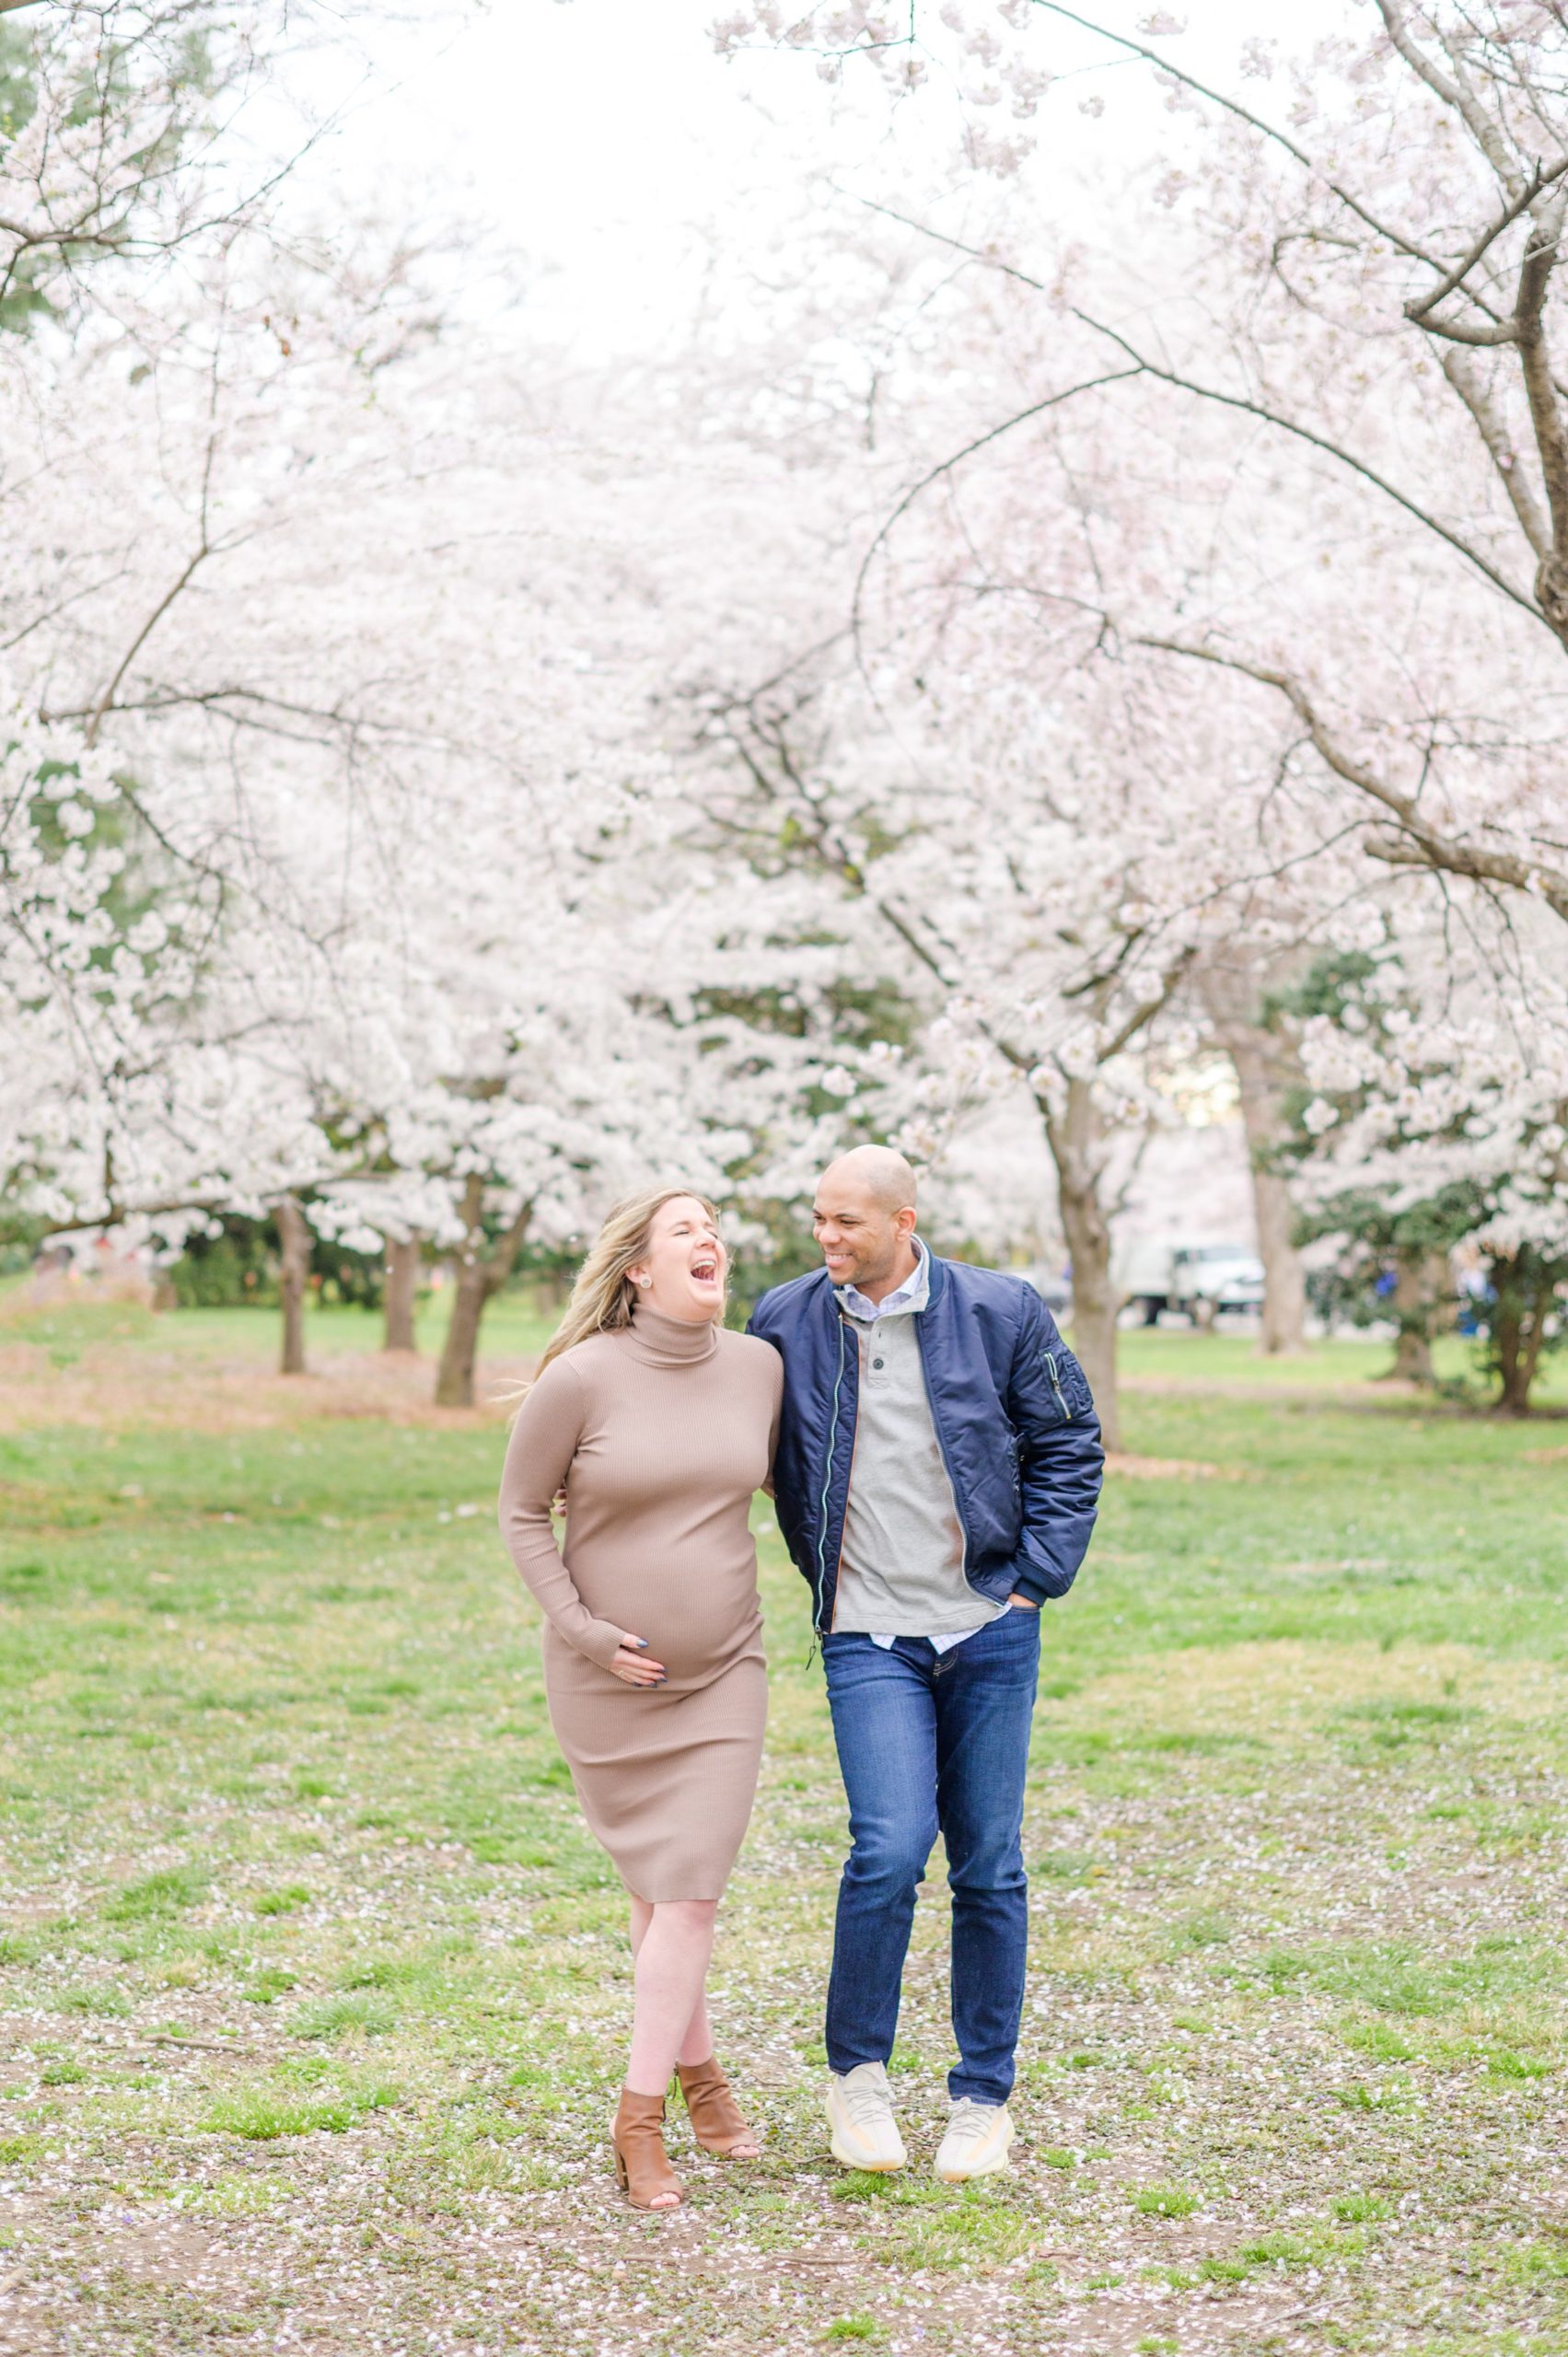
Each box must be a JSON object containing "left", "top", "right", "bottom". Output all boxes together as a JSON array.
[{"left": 831, "top": 1240, "right": 1005, "bottom": 1647}]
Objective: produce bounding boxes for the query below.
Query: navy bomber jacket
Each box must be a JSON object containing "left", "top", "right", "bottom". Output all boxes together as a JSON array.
[{"left": 747, "top": 1251, "right": 1105, "bottom": 1639}]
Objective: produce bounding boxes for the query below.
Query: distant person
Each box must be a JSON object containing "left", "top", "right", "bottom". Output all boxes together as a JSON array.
[
  {"left": 749, "top": 1149, "right": 1103, "bottom": 2182},
  {"left": 498, "top": 1189, "right": 783, "bottom": 2211}
]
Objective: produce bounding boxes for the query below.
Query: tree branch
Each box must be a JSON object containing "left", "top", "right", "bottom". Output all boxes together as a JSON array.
[
  {"left": 1027, "top": 2, "right": 1434, "bottom": 266},
  {"left": 1138, "top": 634, "right": 1568, "bottom": 925},
  {"left": 1074, "top": 308, "right": 1541, "bottom": 624},
  {"left": 1380, "top": 2, "right": 1527, "bottom": 198},
  {"left": 83, "top": 545, "right": 212, "bottom": 749},
  {"left": 1513, "top": 187, "right": 1568, "bottom": 621},
  {"left": 847, "top": 188, "right": 1545, "bottom": 627},
  {"left": 851, "top": 366, "right": 1144, "bottom": 654},
  {"left": 1439, "top": 347, "right": 1553, "bottom": 557},
  {"left": 1406, "top": 152, "right": 1568, "bottom": 321}
]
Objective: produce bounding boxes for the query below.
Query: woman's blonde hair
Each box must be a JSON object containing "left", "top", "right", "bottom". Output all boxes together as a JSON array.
[{"left": 528, "top": 1185, "right": 723, "bottom": 1387}]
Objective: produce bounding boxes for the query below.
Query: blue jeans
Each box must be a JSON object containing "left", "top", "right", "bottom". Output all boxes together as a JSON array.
[{"left": 822, "top": 1605, "right": 1040, "bottom": 2107}]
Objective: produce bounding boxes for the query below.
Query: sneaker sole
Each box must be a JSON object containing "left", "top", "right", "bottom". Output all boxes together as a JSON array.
[
  {"left": 934, "top": 2128, "right": 1016, "bottom": 2183},
  {"left": 826, "top": 2104, "right": 907, "bottom": 2172},
  {"left": 829, "top": 2131, "right": 907, "bottom": 2171}
]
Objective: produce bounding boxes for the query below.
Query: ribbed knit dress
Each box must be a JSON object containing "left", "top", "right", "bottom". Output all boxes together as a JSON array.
[{"left": 497, "top": 1308, "right": 784, "bottom": 1903}]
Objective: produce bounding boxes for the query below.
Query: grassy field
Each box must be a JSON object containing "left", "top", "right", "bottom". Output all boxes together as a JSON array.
[{"left": 2, "top": 1295, "right": 1567, "bottom": 2356}]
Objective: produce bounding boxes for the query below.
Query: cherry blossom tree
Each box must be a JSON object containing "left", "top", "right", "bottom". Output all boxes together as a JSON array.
[
  {"left": 0, "top": 0, "right": 443, "bottom": 338},
  {"left": 715, "top": 2, "right": 1565, "bottom": 1361},
  {"left": 716, "top": 3, "right": 1568, "bottom": 914},
  {"left": 1285, "top": 923, "right": 1568, "bottom": 1410},
  {"left": 693, "top": 619, "right": 1293, "bottom": 1447}
]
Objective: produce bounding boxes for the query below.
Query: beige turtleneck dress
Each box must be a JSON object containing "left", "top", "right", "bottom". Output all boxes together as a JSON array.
[{"left": 497, "top": 1308, "right": 784, "bottom": 1903}]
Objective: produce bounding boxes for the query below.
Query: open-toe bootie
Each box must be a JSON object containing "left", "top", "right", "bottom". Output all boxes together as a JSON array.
[
  {"left": 611, "top": 2088, "right": 683, "bottom": 2210},
  {"left": 676, "top": 2057, "right": 759, "bottom": 2158}
]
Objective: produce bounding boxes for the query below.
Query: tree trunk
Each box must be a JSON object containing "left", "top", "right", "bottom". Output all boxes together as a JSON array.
[
  {"left": 1388, "top": 1249, "right": 1442, "bottom": 1384},
  {"left": 276, "top": 1196, "right": 310, "bottom": 1377},
  {"left": 1492, "top": 1257, "right": 1548, "bottom": 1414},
  {"left": 1493, "top": 1289, "right": 1527, "bottom": 1412},
  {"left": 383, "top": 1235, "right": 421, "bottom": 1353},
  {"left": 433, "top": 1178, "right": 534, "bottom": 1409},
  {"left": 435, "top": 1256, "right": 491, "bottom": 1408},
  {"left": 1044, "top": 1076, "right": 1121, "bottom": 1451},
  {"left": 1206, "top": 982, "right": 1307, "bottom": 1356}
]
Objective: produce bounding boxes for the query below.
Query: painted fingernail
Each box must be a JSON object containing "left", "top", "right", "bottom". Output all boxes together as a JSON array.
[{"left": 635, "top": 1639, "right": 648, "bottom": 1649}]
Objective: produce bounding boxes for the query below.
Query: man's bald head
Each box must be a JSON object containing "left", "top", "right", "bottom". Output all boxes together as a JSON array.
[
  {"left": 812, "top": 1145, "right": 922, "bottom": 1304},
  {"left": 819, "top": 1145, "right": 919, "bottom": 1216}
]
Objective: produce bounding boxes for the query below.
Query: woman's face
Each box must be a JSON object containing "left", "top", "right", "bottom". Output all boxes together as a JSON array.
[{"left": 629, "top": 1196, "right": 726, "bottom": 1324}]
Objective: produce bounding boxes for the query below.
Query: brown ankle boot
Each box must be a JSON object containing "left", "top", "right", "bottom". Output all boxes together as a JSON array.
[
  {"left": 611, "top": 2088, "right": 682, "bottom": 2210},
  {"left": 676, "top": 2056, "right": 758, "bottom": 2158}
]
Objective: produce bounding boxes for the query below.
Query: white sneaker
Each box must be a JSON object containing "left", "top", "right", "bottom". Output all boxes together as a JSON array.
[
  {"left": 825, "top": 2061, "right": 908, "bottom": 2172},
  {"left": 934, "top": 2098, "right": 1015, "bottom": 2182}
]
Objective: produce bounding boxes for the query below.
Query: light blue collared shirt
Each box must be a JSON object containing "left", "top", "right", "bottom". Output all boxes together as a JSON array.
[{"left": 834, "top": 1234, "right": 932, "bottom": 1325}]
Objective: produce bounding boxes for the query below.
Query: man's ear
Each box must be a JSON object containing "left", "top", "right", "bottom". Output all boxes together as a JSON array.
[{"left": 894, "top": 1205, "right": 918, "bottom": 1241}]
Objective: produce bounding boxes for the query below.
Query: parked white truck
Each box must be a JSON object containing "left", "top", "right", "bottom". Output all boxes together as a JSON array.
[{"left": 1118, "top": 1239, "right": 1266, "bottom": 1328}]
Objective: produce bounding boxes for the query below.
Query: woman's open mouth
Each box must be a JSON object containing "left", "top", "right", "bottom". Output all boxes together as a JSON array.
[{"left": 691, "top": 1258, "right": 719, "bottom": 1284}]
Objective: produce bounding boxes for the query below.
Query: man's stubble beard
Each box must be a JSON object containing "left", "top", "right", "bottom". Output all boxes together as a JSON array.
[{"left": 837, "top": 1231, "right": 900, "bottom": 1290}]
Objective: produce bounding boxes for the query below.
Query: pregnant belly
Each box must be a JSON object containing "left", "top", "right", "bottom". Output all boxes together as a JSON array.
[{"left": 568, "top": 1550, "right": 762, "bottom": 1684}]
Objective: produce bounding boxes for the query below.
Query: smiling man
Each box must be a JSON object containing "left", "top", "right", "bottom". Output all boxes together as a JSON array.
[{"left": 748, "top": 1146, "right": 1103, "bottom": 2181}]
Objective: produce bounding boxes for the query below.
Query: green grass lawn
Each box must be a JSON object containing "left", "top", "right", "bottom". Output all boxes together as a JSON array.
[
  {"left": 0, "top": 1278, "right": 563, "bottom": 1370},
  {"left": 2, "top": 1311, "right": 1567, "bottom": 2354}
]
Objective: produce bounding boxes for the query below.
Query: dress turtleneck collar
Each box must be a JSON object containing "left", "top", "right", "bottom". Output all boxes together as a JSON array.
[{"left": 625, "top": 1304, "right": 721, "bottom": 1367}]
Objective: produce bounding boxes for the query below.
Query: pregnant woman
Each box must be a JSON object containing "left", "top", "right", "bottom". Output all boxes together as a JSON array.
[{"left": 497, "top": 1187, "right": 783, "bottom": 2211}]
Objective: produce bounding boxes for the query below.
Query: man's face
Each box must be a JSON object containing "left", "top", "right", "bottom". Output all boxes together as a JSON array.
[{"left": 812, "top": 1173, "right": 908, "bottom": 1291}]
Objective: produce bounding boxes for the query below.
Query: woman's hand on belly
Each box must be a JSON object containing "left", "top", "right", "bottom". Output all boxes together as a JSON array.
[{"left": 609, "top": 1632, "right": 667, "bottom": 1688}]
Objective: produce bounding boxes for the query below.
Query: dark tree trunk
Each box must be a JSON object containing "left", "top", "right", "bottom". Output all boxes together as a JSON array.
[
  {"left": 433, "top": 1178, "right": 533, "bottom": 1409},
  {"left": 1494, "top": 1303, "right": 1527, "bottom": 1411},
  {"left": 435, "top": 1255, "right": 491, "bottom": 1409},
  {"left": 1044, "top": 1076, "right": 1121, "bottom": 1452},
  {"left": 1203, "top": 971, "right": 1307, "bottom": 1357},
  {"left": 276, "top": 1196, "right": 310, "bottom": 1376},
  {"left": 383, "top": 1235, "right": 421, "bottom": 1353},
  {"left": 1492, "top": 1257, "right": 1550, "bottom": 1414},
  {"left": 1388, "top": 1249, "right": 1443, "bottom": 1385}
]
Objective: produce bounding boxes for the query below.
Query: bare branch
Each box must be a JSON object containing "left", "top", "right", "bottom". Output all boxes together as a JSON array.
[
  {"left": 1138, "top": 634, "right": 1568, "bottom": 925},
  {"left": 1407, "top": 152, "right": 1568, "bottom": 322},
  {"left": 851, "top": 366, "right": 1144, "bottom": 657},
  {"left": 1409, "top": 311, "right": 1519, "bottom": 348},
  {"left": 1375, "top": 0, "right": 1527, "bottom": 198},
  {"left": 1513, "top": 187, "right": 1568, "bottom": 623},
  {"left": 1028, "top": 2, "right": 1439, "bottom": 267},
  {"left": 82, "top": 545, "right": 212, "bottom": 749},
  {"left": 1438, "top": 347, "right": 1554, "bottom": 557},
  {"left": 1074, "top": 308, "right": 1542, "bottom": 626},
  {"left": 1099, "top": 956, "right": 1193, "bottom": 1062}
]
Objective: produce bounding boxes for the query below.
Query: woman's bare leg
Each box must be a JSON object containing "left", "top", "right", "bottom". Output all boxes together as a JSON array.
[
  {"left": 625, "top": 1898, "right": 718, "bottom": 2096},
  {"left": 629, "top": 1897, "right": 714, "bottom": 2067},
  {"left": 625, "top": 1897, "right": 759, "bottom": 2161}
]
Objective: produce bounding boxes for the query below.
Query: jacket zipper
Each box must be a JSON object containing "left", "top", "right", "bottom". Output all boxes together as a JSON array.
[
  {"left": 825, "top": 1397, "right": 859, "bottom": 1646},
  {"left": 1044, "top": 1350, "right": 1073, "bottom": 1422},
  {"left": 810, "top": 1314, "right": 849, "bottom": 1654}
]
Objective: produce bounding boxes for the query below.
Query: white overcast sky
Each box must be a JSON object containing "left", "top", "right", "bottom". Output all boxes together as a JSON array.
[{"left": 317, "top": 0, "right": 1357, "bottom": 352}]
